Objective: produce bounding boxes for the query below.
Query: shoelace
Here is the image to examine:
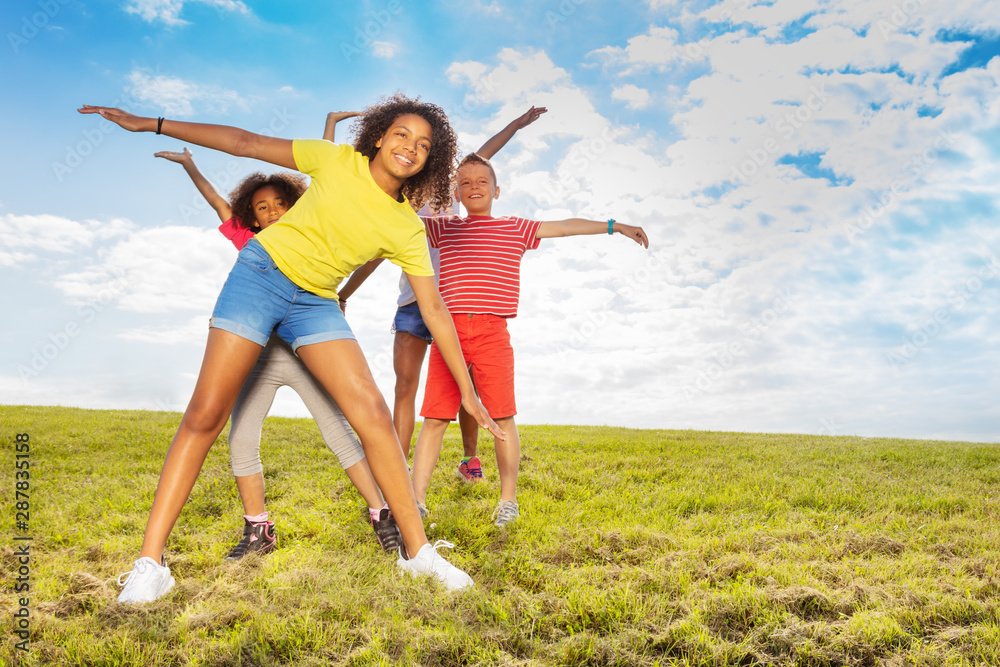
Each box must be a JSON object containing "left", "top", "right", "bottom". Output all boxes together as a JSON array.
[
  {"left": 429, "top": 539, "right": 456, "bottom": 553},
  {"left": 460, "top": 460, "right": 483, "bottom": 478},
  {"left": 398, "top": 540, "right": 457, "bottom": 562},
  {"left": 492, "top": 502, "right": 518, "bottom": 522},
  {"left": 116, "top": 558, "right": 155, "bottom": 586}
]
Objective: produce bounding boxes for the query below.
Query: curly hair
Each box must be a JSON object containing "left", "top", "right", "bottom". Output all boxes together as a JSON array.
[
  {"left": 352, "top": 92, "right": 458, "bottom": 213},
  {"left": 228, "top": 171, "right": 308, "bottom": 231}
]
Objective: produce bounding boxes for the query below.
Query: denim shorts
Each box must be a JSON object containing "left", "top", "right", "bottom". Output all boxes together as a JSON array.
[
  {"left": 210, "top": 238, "right": 355, "bottom": 351},
  {"left": 391, "top": 301, "right": 432, "bottom": 342}
]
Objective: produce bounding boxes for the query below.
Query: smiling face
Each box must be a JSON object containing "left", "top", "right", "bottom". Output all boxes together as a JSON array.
[
  {"left": 372, "top": 113, "right": 433, "bottom": 185},
  {"left": 454, "top": 161, "right": 500, "bottom": 216},
  {"left": 250, "top": 185, "right": 289, "bottom": 229}
]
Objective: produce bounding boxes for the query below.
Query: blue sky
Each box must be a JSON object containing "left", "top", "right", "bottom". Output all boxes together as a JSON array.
[{"left": 2, "top": 0, "right": 999, "bottom": 442}]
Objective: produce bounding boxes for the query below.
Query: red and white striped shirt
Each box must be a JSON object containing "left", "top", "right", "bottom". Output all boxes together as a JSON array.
[{"left": 424, "top": 215, "right": 542, "bottom": 317}]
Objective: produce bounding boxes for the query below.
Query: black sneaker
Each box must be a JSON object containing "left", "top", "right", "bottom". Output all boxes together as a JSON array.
[
  {"left": 225, "top": 518, "right": 277, "bottom": 560},
  {"left": 371, "top": 508, "right": 403, "bottom": 554}
]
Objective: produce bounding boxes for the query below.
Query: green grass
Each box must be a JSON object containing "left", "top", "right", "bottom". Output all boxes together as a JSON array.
[{"left": 1, "top": 405, "right": 998, "bottom": 666}]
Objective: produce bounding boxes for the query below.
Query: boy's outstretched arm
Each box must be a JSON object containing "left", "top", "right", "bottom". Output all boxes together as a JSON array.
[
  {"left": 406, "top": 274, "right": 506, "bottom": 441},
  {"left": 154, "top": 148, "right": 232, "bottom": 223},
  {"left": 78, "top": 106, "right": 295, "bottom": 170},
  {"left": 323, "top": 111, "right": 362, "bottom": 143},
  {"left": 537, "top": 218, "right": 649, "bottom": 248},
  {"left": 476, "top": 106, "right": 547, "bottom": 160}
]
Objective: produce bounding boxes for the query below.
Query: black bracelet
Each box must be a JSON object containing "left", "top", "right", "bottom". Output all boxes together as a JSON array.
[{"left": 156, "top": 117, "right": 164, "bottom": 135}]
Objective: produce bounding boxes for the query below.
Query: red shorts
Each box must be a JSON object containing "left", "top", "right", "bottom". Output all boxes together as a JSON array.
[{"left": 420, "top": 313, "right": 516, "bottom": 420}]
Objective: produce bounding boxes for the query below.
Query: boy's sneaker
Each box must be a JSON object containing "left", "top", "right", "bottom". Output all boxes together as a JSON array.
[
  {"left": 493, "top": 500, "right": 519, "bottom": 527},
  {"left": 117, "top": 557, "right": 175, "bottom": 604},
  {"left": 396, "top": 541, "right": 474, "bottom": 591},
  {"left": 371, "top": 508, "right": 403, "bottom": 554},
  {"left": 456, "top": 456, "right": 484, "bottom": 482},
  {"left": 416, "top": 500, "right": 430, "bottom": 520},
  {"left": 225, "top": 517, "right": 277, "bottom": 560}
]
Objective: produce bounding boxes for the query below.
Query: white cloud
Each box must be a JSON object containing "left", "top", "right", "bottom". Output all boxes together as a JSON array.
[
  {"left": 127, "top": 69, "right": 252, "bottom": 117},
  {"left": 589, "top": 26, "right": 684, "bottom": 73},
  {"left": 8, "top": 217, "right": 236, "bottom": 314},
  {"left": 448, "top": 49, "right": 571, "bottom": 109},
  {"left": 611, "top": 84, "right": 652, "bottom": 109},
  {"left": 437, "top": 12, "right": 1000, "bottom": 440},
  {"left": 118, "top": 315, "right": 211, "bottom": 345},
  {"left": 0, "top": 214, "right": 133, "bottom": 268},
  {"left": 123, "top": 0, "right": 251, "bottom": 27},
  {"left": 371, "top": 41, "right": 398, "bottom": 59},
  {"left": 62, "top": 226, "right": 234, "bottom": 314}
]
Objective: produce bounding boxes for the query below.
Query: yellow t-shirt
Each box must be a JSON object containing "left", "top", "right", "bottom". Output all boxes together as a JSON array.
[{"left": 256, "top": 140, "right": 434, "bottom": 299}]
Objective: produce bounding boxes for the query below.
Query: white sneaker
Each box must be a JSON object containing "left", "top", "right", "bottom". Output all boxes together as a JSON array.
[
  {"left": 116, "top": 557, "right": 175, "bottom": 604},
  {"left": 396, "top": 541, "right": 474, "bottom": 591}
]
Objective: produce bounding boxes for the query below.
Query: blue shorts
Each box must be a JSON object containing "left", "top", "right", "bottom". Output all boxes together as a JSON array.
[
  {"left": 392, "top": 301, "right": 432, "bottom": 342},
  {"left": 210, "top": 238, "right": 355, "bottom": 351}
]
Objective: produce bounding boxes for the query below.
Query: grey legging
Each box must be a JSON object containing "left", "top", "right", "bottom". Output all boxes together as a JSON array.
[{"left": 228, "top": 335, "right": 364, "bottom": 476}]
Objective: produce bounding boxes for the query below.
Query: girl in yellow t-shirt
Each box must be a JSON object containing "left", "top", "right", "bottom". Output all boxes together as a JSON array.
[
  {"left": 156, "top": 137, "right": 402, "bottom": 560},
  {"left": 79, "top": 94, "right": 504, "bottom": 603}
]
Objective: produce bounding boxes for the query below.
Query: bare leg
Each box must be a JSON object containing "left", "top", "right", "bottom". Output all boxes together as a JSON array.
[
  {"left": 392, "top": 331, "right": 429, "bottom": 459},
  {"left": 494, "top": 417, "right": 520, "bottom": 502},
  {"left": 411, "top": 417, "right": 451, "bottom": 503},
  {"left": 298, "top": 339, "right": 427, "bottom": 558},
  {"left": 343, "top": 459, "right": 385, "bottom": 509},
  {"left": 234, "top": 473, "right": 266, "bottom": 515},
  {"left": 458, "top": 406, "right": 479, "bottom": 458},
  {"left": 139, "top": 329, "right": 263, "bottom": 560}
]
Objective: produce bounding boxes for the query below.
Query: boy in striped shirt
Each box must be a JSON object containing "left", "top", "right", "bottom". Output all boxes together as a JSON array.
[{"left": 410, "top": 153, "right": 649, "bottom": 526}]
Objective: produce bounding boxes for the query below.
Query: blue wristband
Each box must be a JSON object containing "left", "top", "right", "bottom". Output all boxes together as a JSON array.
[{"left": 607, "top": 219, "right": 615, "bottom": 235}]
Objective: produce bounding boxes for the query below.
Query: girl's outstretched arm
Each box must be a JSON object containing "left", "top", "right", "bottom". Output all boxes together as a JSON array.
[
  {"left": 477, "top": 106, "right": 548, "bottom": 159},
  {"left": 78, "top": 106, "right": 296, "bottom": 169},
  {"left": 154, "top": 148, "right": 232, "bottom": 223},
  {"left": 406, "top": 273, "right": 506, "bottom": 441},
  {"left": 536, "top": 218, "right": 649, "bottom": 248},
  {"left": 323, "top": 111, "right": 362, "bottom": 143}
]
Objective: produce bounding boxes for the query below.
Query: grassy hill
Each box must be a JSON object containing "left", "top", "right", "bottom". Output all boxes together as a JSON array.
[{"left": 1, "top": 405, "right": 998, "bottom": 666}]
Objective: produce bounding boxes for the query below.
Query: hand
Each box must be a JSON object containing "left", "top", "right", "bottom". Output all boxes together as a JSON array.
[
  {"left": 512, "top": 106, "right": 547, "bottom": 129},
  {"left": 338, "top": 299, "right": 347, "bottom": 314},
  {"left": 327, "top": 111, "right": 362, "bottom": 123},
  {"left": 616, "top": 223, "right": 650, "bottom": 248},
  {"left": 154, "top": 147, "right": 193, "bottom": 165},
  {"left": 462, "top": 394, "right": 506, "bottom": 441},
  {"left": 77, "top": 105, "right": 152, "bottom": 133}
]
